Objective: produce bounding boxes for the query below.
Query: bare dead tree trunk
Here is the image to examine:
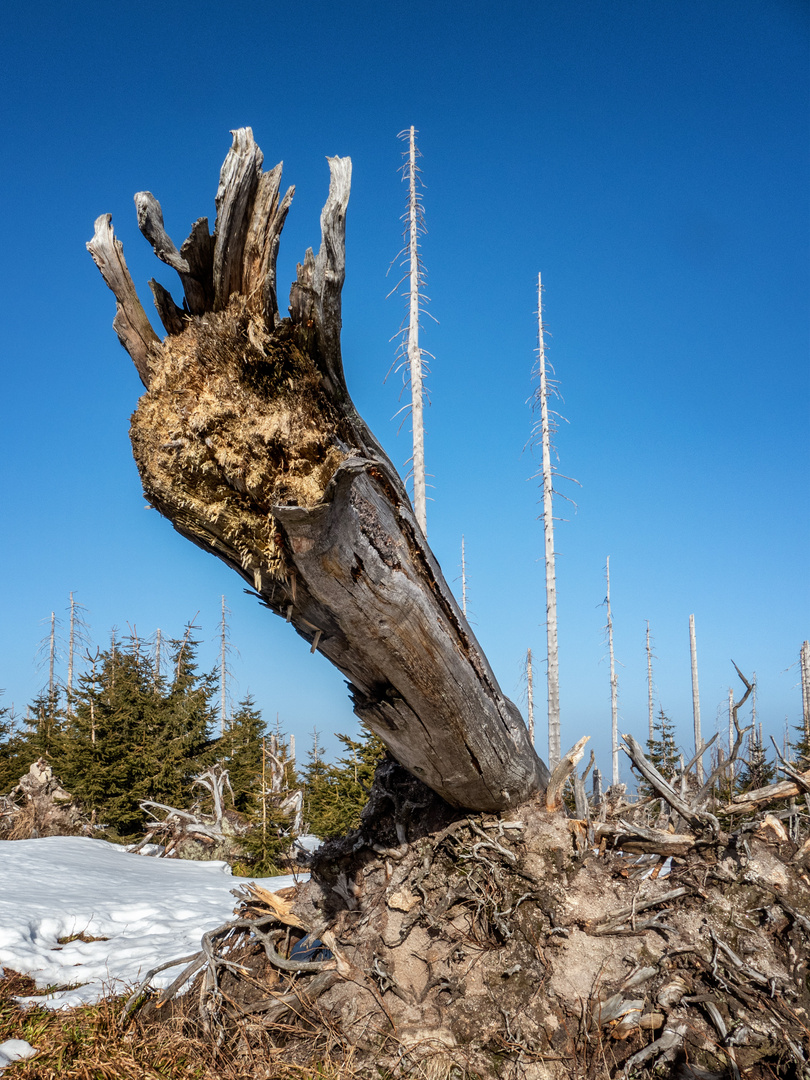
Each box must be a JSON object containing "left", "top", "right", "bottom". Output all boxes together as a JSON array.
[
  {"left": 526, "top": 647, "right": 535, "bottom": 747},
  {"left": 801, "top": 640, "right": 810, "bottom": 747},
  {"left": 154, "top": 628, "right": 162, "bottom": 688},
  {"left": 48, "top": 611, "right": 56, "bottom": 721},
  {"left": 534, "top": 274, "right": 560, "bottom": 770},
  {"left": 219, "top": 595, "right": 229, "bottom": 736},
  {"left": 460, "top": 535, "right": 468, "bottom": 618},
  {"left": 87, "top": 128, "right": 547, "bottom": 811},
  {"left": 89, "top": 650, "right": 98, "bottom": 746},
  {"left": 400, "top": 125, "right": 428, "bottom": 536},
  {"left": 689, "top": 613, "right": 704, "bottom": 783},
  {"left": 646, "top": 620, "right": 654, "bottom": 747},
  {"left": 605, "top": 558, "right": 619, "bottom": 785},
  {"left": 67, "top": 593, "right": 76, "bottom": 716}
]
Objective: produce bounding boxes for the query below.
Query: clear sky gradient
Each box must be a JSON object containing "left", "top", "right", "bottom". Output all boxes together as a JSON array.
[{"left": 2, "top": 0, "right": 807, "bottom": 778}]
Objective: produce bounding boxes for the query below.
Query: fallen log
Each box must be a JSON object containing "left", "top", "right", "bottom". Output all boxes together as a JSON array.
[
  {"left": 88, "top": 128, "right": 548, "bottom": 811},
  {"left": 722, "top": 767, "right": 810, "bottom": 814},
  {"left": 593, "top": 820, "right": 696, "bottom": 856}
]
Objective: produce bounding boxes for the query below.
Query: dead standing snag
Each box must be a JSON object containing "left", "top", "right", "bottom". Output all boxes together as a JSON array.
[{"left": 88, "top": 128, "right": 548, "bottom": 812}]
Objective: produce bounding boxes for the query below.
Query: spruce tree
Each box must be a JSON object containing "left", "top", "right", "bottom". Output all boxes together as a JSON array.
[
  {"left": 736, "top": 726, "right": 776, "bottom": 794},
  {"left": 301, "top": 727, "right": 332, "bottom": 836},
  {"left": 60, "top": 640, "right": 156, "bottom": 834},
  {"left": 0, "top": 696, "right": 25, "bottom": 794},
  {"left": 321, "top": 728, "right": 386, "bottom": 838},
  {"left": 646, "top": 707, "right": 679, "bottom": 783},
  {"left": 143, "top": 628, "right": 217, "bottom": 810},
  {"left": 223, "top": 694, "right": 266, "bottom": 812},
  {"left": 24, "top": 689, "right": 64, "bottom": 763},
  {"left": 302, "top": 726, "right": 385, "bottom": 839}
]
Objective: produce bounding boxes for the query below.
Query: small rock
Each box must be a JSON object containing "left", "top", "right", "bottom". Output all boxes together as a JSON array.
[
  {"left": 387, "top": 888, "right": 420, "bottom": 913},
  {"left": 639, "top": 1011, "right": 665, "bottom": 1030}
]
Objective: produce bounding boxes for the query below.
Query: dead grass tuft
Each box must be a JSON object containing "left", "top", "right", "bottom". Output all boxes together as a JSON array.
[{"left": 0, "top": 969, "right": 372, "bottom": 1079}]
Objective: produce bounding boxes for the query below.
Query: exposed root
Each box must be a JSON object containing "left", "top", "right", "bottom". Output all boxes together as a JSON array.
[{"left": 116, "top": 758, "right": 810, "bottom": 1078}]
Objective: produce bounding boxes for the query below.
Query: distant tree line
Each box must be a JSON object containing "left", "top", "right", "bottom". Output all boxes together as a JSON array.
[
  {"left": 2, "top": 615, "right": 806, "bottom": 849},
  {"left": 0, "top": 624, "right": 385, "bottom": 854}
]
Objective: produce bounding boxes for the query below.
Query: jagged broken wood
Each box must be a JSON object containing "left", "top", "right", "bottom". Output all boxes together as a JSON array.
[{"left": 88, "top": 128, "right": 548, "bottom": 811}]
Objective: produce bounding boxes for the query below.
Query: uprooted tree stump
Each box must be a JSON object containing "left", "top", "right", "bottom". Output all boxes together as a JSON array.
[
  {"left": 122, "top": 757, "right": 810, "bottom": 1079},
  {"left": 0, "top": 759, "right": 92, "bottom": 840},
  {"left": 88, "top": 131, "right": 810, "bottom": 1078}
]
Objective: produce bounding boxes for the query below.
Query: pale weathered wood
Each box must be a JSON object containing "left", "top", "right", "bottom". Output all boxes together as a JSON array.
[
  {"left": 148, "top": 279, "right": 185, "bottom": 336},
  {"left": 689, "top": 613, "right": 704, "bottom": 783},
  {"left": 87, "top": 214, "right": 160, "bottom": 385},
  {"left": 289, "top": 155, "right": 352, "bottom": 399},
  {"left": 241, "top": 163, "right": 295, "bottom": 326},
  {"left": 723, "top": 767, "right": 810, "bottom": 814},
  {"left": 272, "top": 460, "right": 547, "bottom": 808},
  {"left": 135, "top": 191, "right": 190, "bottom": 274},
  {"left": 593, "top": 820, "right": 695, "bottom": 856},
  {"left": 179, "top": 218, "right": 215, "bottom": 315},
  {"left": 622, "top": 733, "right": 720, "bottom": 837},
  {"left": 213, "top": 127, "right": 263, "bottom": 309},
  {"left": 89, "top": 129, "right": 549, "bottom": 811},
  {"left": 534, "top": 273, "right": 560, "bottom": 769},
  {"left": 545, "top": 735, "right": 588, "bottom": 811}
]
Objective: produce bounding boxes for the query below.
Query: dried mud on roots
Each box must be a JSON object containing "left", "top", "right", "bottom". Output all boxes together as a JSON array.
[{"left": 131, "top": 762, "right": 810, "bottom": 1080}]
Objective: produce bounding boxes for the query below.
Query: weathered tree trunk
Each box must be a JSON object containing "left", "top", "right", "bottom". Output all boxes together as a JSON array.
[
  {"left": 689, "top": 612, "right": 704, "bottom": 783},
  {"left": 534, "top": 273, "right": 561, "bottom": 770},
  {"left": 87, "top": 128, "right": 548, "bottom": 811},
  {"left": 801, "top": 639, "right": 810, "bottom": 746},
  {"left": 605, "top": 557, "right": 619, "bottom": 785},
  {"left": 404, "top": 125, "right": 427, "bottom": 535}
]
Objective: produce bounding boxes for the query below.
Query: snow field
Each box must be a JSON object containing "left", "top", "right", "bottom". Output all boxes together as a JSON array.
[{"left": 0, "top": 836, "right": 301, "bottom": 1009}]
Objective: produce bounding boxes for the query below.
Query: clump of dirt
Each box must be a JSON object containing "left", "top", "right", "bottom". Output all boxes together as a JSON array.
[
  {"left": 186, "top": 760, "right": 810, "bottom": 1079},
  {"left": 130, "top": 301, "right": 347, "bottom": 588}
]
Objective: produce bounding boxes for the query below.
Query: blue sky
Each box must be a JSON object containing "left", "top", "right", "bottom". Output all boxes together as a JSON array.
[{"left": 1, "top": 0, "right": 807, "bottom": 779}]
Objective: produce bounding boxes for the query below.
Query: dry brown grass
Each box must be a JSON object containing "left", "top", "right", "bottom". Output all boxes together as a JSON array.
[{"left": 0, "top": 970, "right": 367, "bottom": 1080}]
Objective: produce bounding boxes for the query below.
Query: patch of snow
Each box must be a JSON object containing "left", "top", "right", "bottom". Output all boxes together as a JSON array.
[
  {"left": 293, "top": 833, "right": 323, "bottom": 854},
  {"left": 124, "top": 843, "right": 165, "bottom": 856},
  {"left": 0, "top": 1039, "right": 37, "bottom": 1071},
  {"left": 0, "top": 836, "right": 304, "bottom": 1009}
]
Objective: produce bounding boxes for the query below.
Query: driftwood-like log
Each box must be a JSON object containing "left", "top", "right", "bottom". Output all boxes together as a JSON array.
[
  {"left": 622, "top": 733, "right": 721, "bottom": 838},
  {"left": 88, "top": 128, "right": 548, "bottom": 811},
  {"left": 723, "top": 767, "right": 810, "bottom": 814},
  {"left": 593, "top": 820, "right": 696, "bottom": 856}
]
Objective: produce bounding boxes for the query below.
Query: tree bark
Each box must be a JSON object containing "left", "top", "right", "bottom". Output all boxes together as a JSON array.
[
  {"left": 534, "top": 274, "right": 560, "bottom": 769},
  {"left": 87, "top": 128, "right": 548, "bottom": 811},
  {"left": 689, "top": 613, "right": 704, "bottom": 783}
]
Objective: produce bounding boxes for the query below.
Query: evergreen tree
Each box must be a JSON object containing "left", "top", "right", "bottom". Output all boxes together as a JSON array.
[
  {"left": 60, "top": 640, "right": 157, "bottom": 834},
  {"left": 793, "top": 717, "right": 810, "bottom": 768},
  {"left": 142, "top": 628, "right": 217, "bottom": 810},
  {"left": 234, "top": 712, "right": 299, "bottom": 876},
  {"left": 57, "top": 628, "right": 217, "bottom": 835},
  {"left": 736, "top": 726, "right": 776, "bottom": 794},
  {"left": 646, "top": 708, "right": 679, "bottom": 782},
  {"left": 0, "top": 696, "right": 26, "bottom": 794},
  {"left": 302, "top": 726, "right": 385, "bottom": 839},
  {"left": 321, "top": 728, "right": 386, "bottom": 838},
  {"left": 301, "top": 727, "right": 332, "bottom": 836},
  {"left": 23, "top": 689, "right": 65, "bottom": 763},
  {"left": 222, "top": 694, "right": 267, "bottom": 812}
]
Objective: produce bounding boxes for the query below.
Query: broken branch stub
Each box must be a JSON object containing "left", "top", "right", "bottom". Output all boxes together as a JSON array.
[{"left": 87, "top": 128, "right": 548, "bottom": 811}]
